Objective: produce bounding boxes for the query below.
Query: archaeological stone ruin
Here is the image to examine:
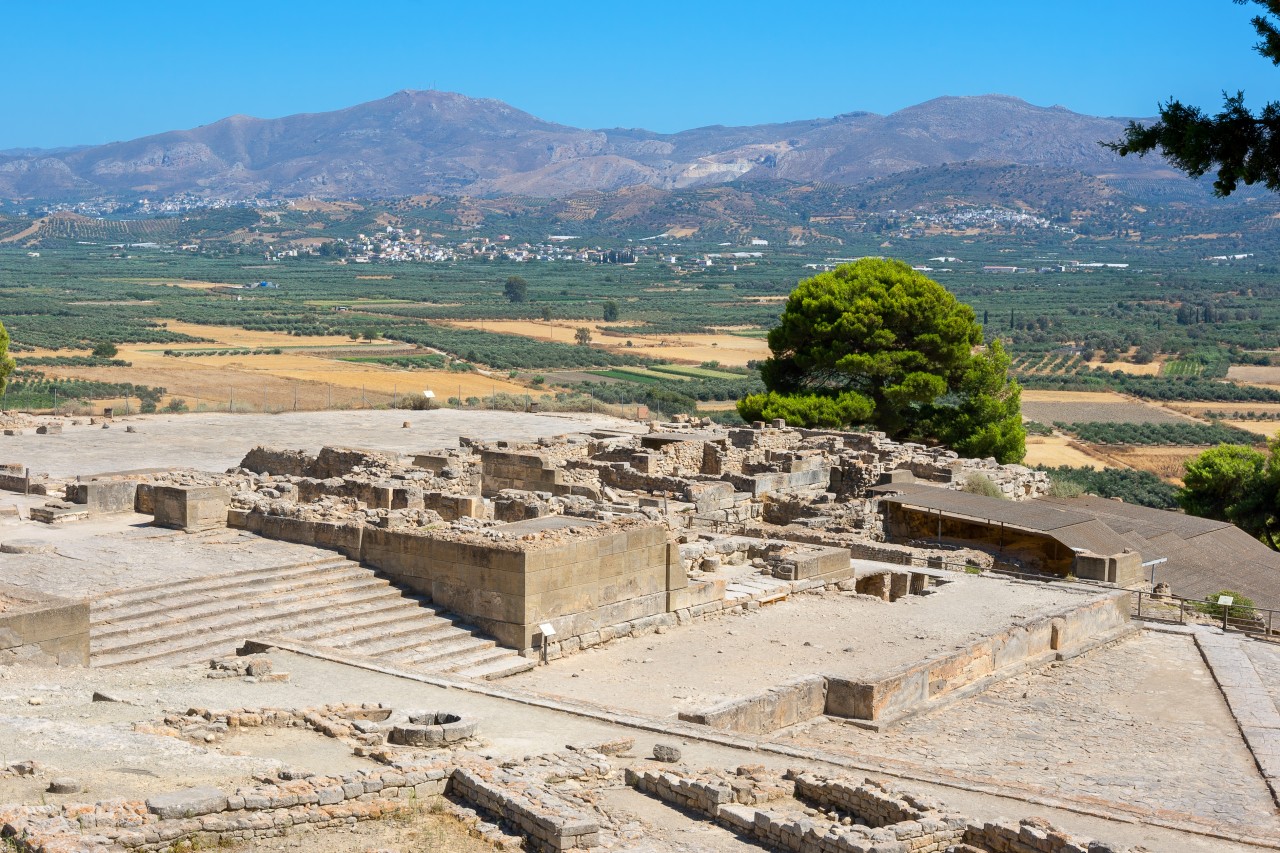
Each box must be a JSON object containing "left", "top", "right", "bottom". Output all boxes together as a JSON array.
[{"left": 1, "top": 409, "right": 1277, "bottom": 853}]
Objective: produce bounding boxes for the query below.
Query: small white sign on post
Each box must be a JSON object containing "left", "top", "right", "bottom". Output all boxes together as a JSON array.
[
  {"left": 1217, "top": 595, "right": 1235, "bottom": 607},
  {"left": 538, "top": 622, "right": 557, "bottom": 665}
]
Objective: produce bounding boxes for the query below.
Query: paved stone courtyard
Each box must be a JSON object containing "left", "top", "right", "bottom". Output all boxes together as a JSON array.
[
  {"left": 508, "top": 577, "right": 1090, "bottom": 718},
  {"left": 1, "top": 408, "right": 634, "bottom": 477},
  {"left": 785, "top": 630, "right": 1280, "bottom": 834}
]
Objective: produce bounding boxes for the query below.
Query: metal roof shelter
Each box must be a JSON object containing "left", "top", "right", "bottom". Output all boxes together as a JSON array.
[
  {"left": 1043, "top": 494, "right": 1280, "bottom": 604},
  {"left": 874, "top": 482, "right": 1132, "bottom": 557},
  {"left": 872, "top": 483, "right": 1280, "bottom": 606}
]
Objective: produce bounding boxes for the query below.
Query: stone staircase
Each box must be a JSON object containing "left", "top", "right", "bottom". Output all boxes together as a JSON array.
[{"left": 89, "top": 556, "right": 534, "bottom": 680}]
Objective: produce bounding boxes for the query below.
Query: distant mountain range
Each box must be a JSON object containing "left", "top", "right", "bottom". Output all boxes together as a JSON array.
[{"left": 0, "top": 90, "right": 1185, "bottom": 202}]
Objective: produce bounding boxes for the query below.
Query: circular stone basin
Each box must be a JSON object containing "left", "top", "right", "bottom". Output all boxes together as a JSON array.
[
  {"left": 1, "top": 539, "right": 56, "bottom": 555},
  {"left": 388, "top": 711, "right": 477, "bottom": 746}
]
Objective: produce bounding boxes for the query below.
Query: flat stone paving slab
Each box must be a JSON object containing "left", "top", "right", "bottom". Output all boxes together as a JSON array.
[
  {"left": 785, "top": 630, "right": 1280, "bottom": 833},
  {"left": 0, "top": 409, "right": 637, "bottom": 478},
  {"left": 507, "top": 576, "right": 1088, "bottom": 717}
]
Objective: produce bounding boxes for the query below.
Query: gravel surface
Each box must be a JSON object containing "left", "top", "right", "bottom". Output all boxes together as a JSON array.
[{"left": 508, "top": 577, "right": 1090, "bottom": 717}]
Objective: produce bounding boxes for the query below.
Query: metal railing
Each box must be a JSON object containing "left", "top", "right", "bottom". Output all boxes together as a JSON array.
[{"left": 1128, "top": 588, "right": 1278, "bottom": 642}]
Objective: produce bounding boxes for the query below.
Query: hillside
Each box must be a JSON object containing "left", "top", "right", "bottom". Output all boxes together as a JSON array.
[{"left": 0, "top": 90, "right": 1184, "bottom": 202}]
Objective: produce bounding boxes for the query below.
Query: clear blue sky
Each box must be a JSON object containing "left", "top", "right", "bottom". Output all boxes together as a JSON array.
[{"left": 4, "top": 0, "right": 1277, "bottom": 150}]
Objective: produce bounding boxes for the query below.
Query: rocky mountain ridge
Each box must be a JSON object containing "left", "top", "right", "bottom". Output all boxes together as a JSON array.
[{"left": 0, "top": 90, "right": 1169, "bottom": 201}]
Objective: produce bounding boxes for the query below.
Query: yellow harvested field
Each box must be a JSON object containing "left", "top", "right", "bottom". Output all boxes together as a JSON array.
[
  {"left": 1222, "top": 420, "right": 1280, "bottom": 438},
  {"left": 1091, "top": 447, "right": 1201, "bottom": 483},
  {"left": 696, "top": 400, "right": 740, "bottom": 412},
  {"left": 1022, "top": 436, "right": 1106, "bottom": 469},
  {"left": 445, "top": 320, "right": 769, "bottom": 367},
  {"left": 1090, "top": 359, "right": 1162, "bottom": 376},
  {"left": 1169, "top": 402, "right": 1280, "bottom": 416},
  {"left": 31, "top": 322, "right": 528, "bottom": 411},
  {"left": 1021, "top": 389, "right": 1132, "bottom": 404},
  {"left": 157, "top": 321, "right": 359, "bottom": 348},
  {"left": 101, "top": 278, "right": 242, "bottom": 291}
]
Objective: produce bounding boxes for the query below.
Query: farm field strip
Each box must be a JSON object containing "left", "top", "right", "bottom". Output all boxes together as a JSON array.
[
  {"left": 647, "top": 364, "right": 744, "bottom": 380},
  {"left": 1020, "top": 389, "right": 1133, "bottom": 403},
  {"left": 1222, "top": 419, "right": 1280, "bottom": 437},
  {"left": 441, "top": 319, "right": 769, "bottom": 366},
  {"left": 1228, "top": 365, "right": 1280, "bottom": 386},
  {"left": 590, "top": 368, "right": 670, "bottom": 383},
  {"left": 1020, "top": 401, "right": 1193, "bottom": 425},
  {"left": 1021, "top": 435, "right": 1107, "bottom": 470}
]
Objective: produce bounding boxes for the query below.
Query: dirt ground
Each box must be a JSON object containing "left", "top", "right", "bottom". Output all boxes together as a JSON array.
[
  {"left": 221, "top": 801, "right": 496, "bottom": 853},
  {"left": 101, "top": 278, "right": 254, "bottom": 291},
  {"left": 1228, "top": 365, "right": 1280, "bottom": 385},
  {"left": 1170, "top": 402, "right": 1280, "bottom": 416},
  {"left": 1021, "top": 435, "right": 1106, "bottom": 468},
  {"left": 507, "top": 578, "right": 1088, "bottom": 719}
]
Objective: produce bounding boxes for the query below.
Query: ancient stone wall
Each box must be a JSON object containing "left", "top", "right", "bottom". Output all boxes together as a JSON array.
[
  {"left": 824, "top": 590, "right": 1132, "bottom": 727},
  {"left": 677, "top": 676, "right": 828, "bottom": 734},
  {"left": 450, "top": 765, "right": 600, "bottom": 852},
  {"left": 0, "top": 584, "right": 89, "bottom": 667},
  {"left": 65, "top": 479, "right": 141, "bottom": 514},
  {"left": 627, "top": 766, "right": 1126, "bottom": 853}
]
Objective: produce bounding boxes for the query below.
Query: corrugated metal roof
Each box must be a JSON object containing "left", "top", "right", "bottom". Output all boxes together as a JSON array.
[
  {"left": 877, "top": 484, "right": 1280, "bottom": 604},
  {"left": 879, "top": 484, "right": 1097, "bottom": 532},
  {"left": 1040, "top": 494, "right": 1231, "bottom": 538},
  {"left": 1041, "top": 495, "right": 1280, "bottom": 606}
]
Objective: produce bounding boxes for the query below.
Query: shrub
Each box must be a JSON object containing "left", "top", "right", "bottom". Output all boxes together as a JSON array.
[
  {"left": 1196, "top": 590, "right": 1257, "bottom": 622},
  {"left": 960, "top": 473, "right": 1005, "bottom": 498}
]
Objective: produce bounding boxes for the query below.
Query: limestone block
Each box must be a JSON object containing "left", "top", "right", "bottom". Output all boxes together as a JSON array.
[
  {"left": 147, "top": 787, "right": 229, "bottom": 819},
  {"left": 153, "top": 485, "right": 229, "bottom": 531}
]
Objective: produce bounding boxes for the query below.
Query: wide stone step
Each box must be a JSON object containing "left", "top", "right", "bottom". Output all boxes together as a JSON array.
[
  {"left": 387, "top": 634, "right": 496, "bottom": 667},
  {"left": 455, "top": 654, "right": 537, "bottom": 681},
  {"left": 92, "top": 572, "right": 397, "bottom": 642},
  {"left": 333, "top": 619, "right": 472, "bottom": 656},
  {"left": 439, "top": 644, "right": 526, "bottom": 673},
  {"left": 92, "top": 562, "right": 369, "bottom": 626},
  {"left": 92, "top": 636, "right": 247, "bottom": 669},
  {"left": 94, "top": 556, "right": 352, "bottom": 607},
  {"left": 280, "top": 602, "right": 438, "bottom": 644},
  {"left": 92, "top": 579, "right": 401, "bottom": 655}
]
